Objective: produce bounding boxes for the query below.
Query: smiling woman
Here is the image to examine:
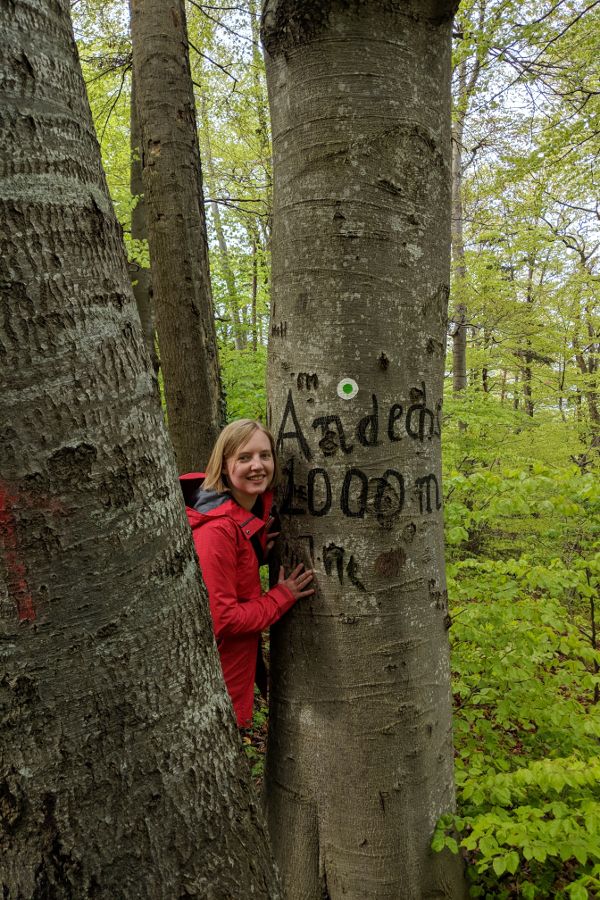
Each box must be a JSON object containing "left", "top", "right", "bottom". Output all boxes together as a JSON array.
[{"left": 179, "top": 419, "right": 315, "bottom": 726}]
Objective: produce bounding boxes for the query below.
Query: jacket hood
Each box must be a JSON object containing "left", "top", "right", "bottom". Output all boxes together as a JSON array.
[
  {"left": 179, "top": 472, "right": 229, "bottom": 517},
  {"left": 179, "top": 472, "right": 273, "bottom": 537}
]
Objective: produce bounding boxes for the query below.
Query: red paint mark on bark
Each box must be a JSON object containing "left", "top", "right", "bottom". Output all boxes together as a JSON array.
[{"left": 0, "top": 483, "right": 36, "bottom": 622}]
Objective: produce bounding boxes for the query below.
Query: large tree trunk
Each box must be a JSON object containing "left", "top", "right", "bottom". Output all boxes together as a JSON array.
[
  {"left": 129, "top": 0, "right": 223, "bottom": 473},
  {"left": 0, "top": 3, "right": 279, "bottom": 896},
  {"left": 262, "top": 2, "right": 465, "bottom": 898},
  {"left": 129, "top": 69, "right": 159, "bottom": 374}
]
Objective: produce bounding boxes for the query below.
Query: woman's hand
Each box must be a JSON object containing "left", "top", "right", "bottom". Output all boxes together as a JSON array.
[{"left": 278, "top": 564, "right": 315, "bottom": 600}]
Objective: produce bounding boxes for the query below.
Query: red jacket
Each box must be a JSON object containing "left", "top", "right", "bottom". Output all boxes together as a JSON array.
[{"left": 180, "top": 474, "right": 296, "bottom": 726}]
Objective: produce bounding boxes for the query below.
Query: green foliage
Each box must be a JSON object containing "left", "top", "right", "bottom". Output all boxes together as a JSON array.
[
  {"left": 220, "top": 345, "right": 267, "bottom": 422},
  {"left": 435, "top": 388, "right": 600, "bottom": 897},
  {"left": 433, "top": 580, "right": 600, "bottom": 897}
]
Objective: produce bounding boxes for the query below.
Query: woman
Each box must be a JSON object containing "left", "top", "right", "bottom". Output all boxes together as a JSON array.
[{"left": 180, "top": 419, "right": 314, "bottom": 727}]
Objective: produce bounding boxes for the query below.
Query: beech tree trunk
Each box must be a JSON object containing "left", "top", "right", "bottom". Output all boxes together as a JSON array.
[
  {"left": 129, "top": 69, "right": 159, "bottom": 374},
  {"left": 262, "top": 2, "right": 465, "bottom": 898},
  {"left": 130, "top": 0, "right": 223, "bottom": 473},
  {"left": 0, "top": 3, "right": 279, "bottom": 896}
]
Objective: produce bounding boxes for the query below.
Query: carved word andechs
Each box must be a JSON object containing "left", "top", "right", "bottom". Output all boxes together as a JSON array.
[{"left": 276, "top": 384, "right": 441, "bottom": 462}]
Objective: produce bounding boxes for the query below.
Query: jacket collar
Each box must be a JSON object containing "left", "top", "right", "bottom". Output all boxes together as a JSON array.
[{"left": 179, "top": 473, "right": 273, "bottom": 539}]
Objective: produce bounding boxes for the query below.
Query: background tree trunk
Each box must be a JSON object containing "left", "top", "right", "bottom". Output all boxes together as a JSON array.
[
  {"left": 523, "top": 261, "right": 535, "bottom": 417},
  {"left": 0, "top": 3, "right": 279, "bottom": 896},
  {"left": 200, "top": 93, "right": 247, "bottom": 351},
  {"left": 262, "top": 2, "right": 465, "bottom": 898},
  {"left": 251, "top": 228, "right": 259, "bottom": 351},
  {"left": 130, "top": 0, "right": 223, "bottom": 473},
  {"left": 129, "top": 69, "right": 159, "bottom": 374},
  {"left": 249, "top": 0, "right": 273, "bottom": 241},
  {"left": 451, "top": 82, "right": 468, "bottom": 393}
]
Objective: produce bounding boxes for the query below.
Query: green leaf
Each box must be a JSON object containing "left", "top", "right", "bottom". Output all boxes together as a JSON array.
[
  {"left": 492, "top": 856, "right": 506, "bottom": 877},
  {"left": 431, "top": 832, "right": 445, "bottom": 853},
  {"left": 505, "top": 851, "right": 520, "bottom": 874},
  {"left": 445, "top": 836, "right": 459, "bottom": 854},
  {"left": 568, "top": 884, "right": 588, "bottom": 900}
]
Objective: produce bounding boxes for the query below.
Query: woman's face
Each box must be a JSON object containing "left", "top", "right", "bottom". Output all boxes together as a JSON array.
[{"left": 223, "top": 429, "right": 275, "bottom": 509}]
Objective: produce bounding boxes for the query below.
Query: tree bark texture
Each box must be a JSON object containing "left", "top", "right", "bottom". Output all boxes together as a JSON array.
[
  {"left": 0, "top": 3, "right": 280, "bottom": 896},
  {"left": 130, "top": 69, "right": 159, "bottom": 375},
  {"left": 129, "top": 0, "right": 223, "bottom": 474},
  {"left": 262, "top": 2, "right": 465, "bottom": 898}
]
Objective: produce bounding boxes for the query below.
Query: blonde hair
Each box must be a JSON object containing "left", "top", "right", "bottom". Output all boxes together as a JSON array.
[{"left": 203, "top": 419, "right": 280, "bottom": 494}]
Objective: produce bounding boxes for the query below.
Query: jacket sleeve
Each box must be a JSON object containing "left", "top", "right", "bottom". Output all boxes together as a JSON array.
[{"left": 193, "top": 519, "right": 297, "bottom": 640}]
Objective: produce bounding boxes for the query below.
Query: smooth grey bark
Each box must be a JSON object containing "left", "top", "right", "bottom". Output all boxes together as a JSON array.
[
  {"left": 129, "top": 69, "right": 159, "bottom": 375},
  {"left": 129, "top": 0, "right": 223, "bottom": 473},
  {"left": 0, "top": 2, "right": 280, "bottom": 896},
  {"left": 262, "top": 2, "right": 465, "bottom": 898}
]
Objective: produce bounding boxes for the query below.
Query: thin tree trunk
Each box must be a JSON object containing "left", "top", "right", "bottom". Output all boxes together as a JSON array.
[
  {"left": 449, "top": 5, "right": 486, "bottom": 415},
  {"left": 523, "top": 361, "right": 534, "bottom": 416},
  {"left": 0, "top": 2, "right": 279, "bottom": 895},
  {"left": 523, "top": 261, "right": 535, "bottom": 417},
  {"left": 574, "top": 286, "right": 600, "bottom": 452},
  {"left": 129, "top": 69, "right": 159, "bottom": 374},
  {"left": 249, "top": 0, "right": 273, "bottom": 241},
  {"left": 251, "top": 229, "right": 259, "bottom": 351},
  {"left": 500, "top": 368, "right": 507, "bottom": 403},
  {"left": 130, "top": 0, "right": 223, "bottom": 473},
  {"left": 451, "top": 89, "right": 468, "bottom": 393},
  {"left": 481, "top": 327, "right": 490, "bottom": 393},
  {"left": 200, "top": 94, "right": 247, "bottom": 351},
  {"left": 558, "top": 356, "right": 567, "bottom": 422},
  {"left": 262, "top": 2, "right": 465, "bottom": 898}
]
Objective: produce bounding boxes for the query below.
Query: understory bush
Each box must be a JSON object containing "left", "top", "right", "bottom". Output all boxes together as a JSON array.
[{"left": 434, "top": 449, "right": 600, "bottom": 897}]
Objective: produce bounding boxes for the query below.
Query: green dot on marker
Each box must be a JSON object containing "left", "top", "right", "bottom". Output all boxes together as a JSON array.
[{"left": 343, "top": 383, "right": 353, "bottom": 394}]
